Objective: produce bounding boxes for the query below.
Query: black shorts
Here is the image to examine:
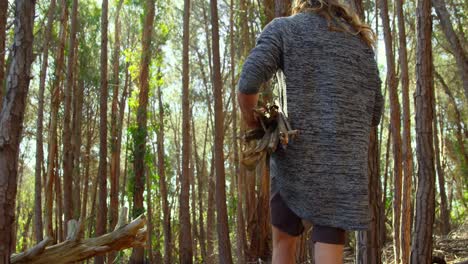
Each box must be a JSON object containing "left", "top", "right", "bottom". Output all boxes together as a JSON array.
[{"left": 270, "top": 191, "right": 346, "bottom": 245}]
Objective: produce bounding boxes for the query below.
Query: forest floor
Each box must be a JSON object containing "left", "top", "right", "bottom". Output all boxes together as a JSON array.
[
  {"left": 343, "top": 222, "right": 468, "bottom": 264},
  {"left": 252, "top": 223, "right": 468, "bottom": 263}
]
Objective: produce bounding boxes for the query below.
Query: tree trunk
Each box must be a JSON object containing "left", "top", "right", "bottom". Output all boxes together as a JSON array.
[
  {"left": 157, "top": 83, "right": 172, "bottom": 264},
  {"left": 249, "top": 157, "right": 271, "bottom": 261},
  {"left": 62, "top": 0, "right": 78, "bottom": 229},
  {"left": 411, "top": 0, "right": 436, "bottom": 261},
  {"left": 210, "top": 0, "right": 233, "bottom": 262},
  {"left": 71, "top": 65, "right": 83, "bottom": 220},
  {"left": 131, "top": 0, "right": 155, "bottom": 262},
  {"left": 108, "top": 0, "right": 124, "bottom": 260},
  {"left": 395, "top": 0, "right": 413, "bottom": 262},
  {"left": 432, "top": 0, "right": 468, "bottom": 100},
  {"left": 180, "top": 0, "right": 193, "bottom": 260},
  {"left": 119, "top": 66, "right": 131, "bottom": 209},
  {"left": 55, "top": 156, "right": 64, "bottom": 242},
  {"left": 275, "top": 0, "right": 291, "bottom": 17},
  {"left": 356, "top": 127, "right": 383, "bottom": 264},
  {"left": 21, "top": 211, "right": 33, "bottom": 252},
  {"left": 146, "top": 166, "right": 154, "bottom": 263},
  {"left": 190, "top": 127, "right": 199, "bottom": 261},
  {"left": 80, "top": 101, "right": 96, "bottom": 238},
  {"left": 193, "top": 117, "right": 208, "bottom": 263},
  {"left": 35, "top": 0, "right": 57, "bottom": 244},
  {"left": 379, "top": 0, "right": 403, "bottom": 261},
  {"left": 95, "top": 0, "right": 108, "bottom": 263},
  {"left": 206, "top": 151, "right": 216, "bottom": 264},
  {"left": 88, "top": 164, "right": 100, "bottom": 239},
  {"left": 263, "top": 0, "right": 274, "bottom": 24},
  {"left": 0, "top": 0, "right": 36, "bottom": 261},
  {"left": 13, "top": 157, "right": 26, "bottom": 254},
  {"left": 352, "top": 2, "right": 382, "bottom": 262},
  {"left": 230, "top": 0, "right": 246, "bottom": 261},
  {"left": 434, "top": 71, "right": 468, "bottom": 168},
  {"left": 433, "top": 92, "right": 450, "bottom": 235},
  {"left": 45, "top": 0, "right": 68, "bottom": 240},
  {"left": 0, "top": 0, "right": 8, "bottom": 110},
  {"left": 239, "top": 0, "right": 250, "bottom": 59},
  {"left": 109, "top": 0, "right": 124, "bottom": 246}
]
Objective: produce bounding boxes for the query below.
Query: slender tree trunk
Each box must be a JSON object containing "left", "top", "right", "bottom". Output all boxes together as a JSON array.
[
  {"left": 190, "top": 128, "right": 199, "bottom": 261},
  {"left": 356, "top": 127, "right": 383, "bottom": 264},
  {"left": 239, "top": 0, "right": 250, "bottom": 58},
  {"left": 379, "top": 0, "right": 403, "bottom": 261},
  {"left": 119, "top": 66, "right": 131, "bottom": 208},
  {"left": 411, "top": 0, "right": 436, "bottom": 261},
  {"left": 180, "top": 0, "right": 193, "bottom": 260},
  {"left": 432, "top": 0, "right": 468, "bottom": 100},
  {"left": 433, "top": 92, "right": 450, "bottom": 235},
  {"left": 0, "top": 0, "right": 36, "bottom": 261},
  {"left": 146, "top": 166, "right": 154, "bottom": 263},
  {"left": 71, "top": 54, "right": 83, "bottom": 220},
  {"left": 62, "top": 0, "right": 78, "bottom": 229},
  {"left": 35, "top": 0, "right": 57, "bottom": 244},
  {"left": 45, "top": 0, "right": 68, "bottom": 240},
  {"left": 55, "top": 155, "right": 63, "bottom": 242},
  {"left": 434, "top": 71, "right": 468, "bottom": 167},
  {"left": 242, "top": 9, "right": 257, "bottom": 256},
  {"left": 13, "top": 160, "right": 26, "bottom": 253},
  {"left": 395, "top": 0, "right": 413, "bottom": 262},
  {"left": 0, "top": 0, "right": 8, "bottom": 110},
  {"left": 210, "top": 0, "right": 234, "bottom": 262},
  {"left": 108, "top": 0, "right": 124, "bottom": 259},
  {"left": 80, "top": 102, "right": 95, "bottom": 238},
  {"left": 381, "top": 123, "right": 391, "bottom": 246},
  {"left": 352, "top": 2, "right": 382, "bottom": 262},
  {"left": 251, "top": 157, "right": 271, "bottom": 260},
  {"left": 157, "top": 83, "right": 172, "bottom": 264},
  {"left": 89, "top": 165, "right": 100, "bottom": 239},
  {"left": 131, "top": 0, "right": 155, "bottom": 262},
  {"left": 263, "top": 0, "right": 274, "bottom": 24},
  {"left": 201, "top": 1, "right": 213, "bottom": 84},
  {"left": 109, "top": 0, "right": 124, "bottom": 246},
  {"left": 21, "top": 211, "right": 33, "bottom": 252},
  {"left": 275, "top": 0, "right": 291, "bottom": 17},
  {"left": 153, "top": 198, "right": 163, "bottom": 264},
  {"left": 194, "top": 117, "right": 208, "bottom": 263},
  {"left": 206, "top": 151, "right": 216, "bottom": 264},
  {"left": 230, "top": 0, "right": 246, "bottom": 261},
  {"left": 95, "top": 0, "right": 108, "bottom": 263}
]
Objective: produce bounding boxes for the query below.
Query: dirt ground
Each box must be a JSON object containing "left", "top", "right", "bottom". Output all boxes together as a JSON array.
[{"left": 251, "top": 222, "right": 468, "bottom": 263}]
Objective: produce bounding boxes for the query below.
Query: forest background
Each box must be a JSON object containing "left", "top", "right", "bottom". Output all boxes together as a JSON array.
[{"left": 0, "top": 0, "right": 466, "bottom": 263}]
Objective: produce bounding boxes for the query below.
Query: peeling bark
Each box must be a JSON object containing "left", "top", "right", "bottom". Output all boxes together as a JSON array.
[
  {"left": 411, "top": 0, "right": 436, "bottom": 260},
  {"left": 0, "top": 0, "right": 36, "bottom": 261}
]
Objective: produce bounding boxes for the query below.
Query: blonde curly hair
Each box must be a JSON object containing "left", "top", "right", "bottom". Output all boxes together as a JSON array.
[{"left": 291, "top": 0, "right": 376, "bottom": 47}]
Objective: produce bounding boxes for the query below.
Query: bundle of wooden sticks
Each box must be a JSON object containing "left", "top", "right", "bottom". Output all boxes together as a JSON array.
[{"left": 241, "top": 103, "right": 299, "bottom": 170}]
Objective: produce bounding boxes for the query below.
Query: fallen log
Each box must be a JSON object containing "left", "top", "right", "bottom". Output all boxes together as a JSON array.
[{"left": 11, "top": 211, "right": 146, "bottom": 264}]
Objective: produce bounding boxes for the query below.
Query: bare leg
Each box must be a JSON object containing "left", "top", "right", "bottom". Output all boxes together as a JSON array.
[
  {"left": 314, "top": 242, "right": 344, "bottom": 264},
  {"left": 272, "top": 226, "right": 298, "bottom": 264}
]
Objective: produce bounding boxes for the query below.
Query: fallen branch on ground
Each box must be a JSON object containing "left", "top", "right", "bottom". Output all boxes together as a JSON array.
[{"left": 11, "top": 209, "right": 146, "bottom": 264}]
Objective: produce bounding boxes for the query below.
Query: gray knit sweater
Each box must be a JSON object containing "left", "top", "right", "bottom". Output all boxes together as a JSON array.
[{"left": 237, "top": 12, "right": 383, "bottom": 230}]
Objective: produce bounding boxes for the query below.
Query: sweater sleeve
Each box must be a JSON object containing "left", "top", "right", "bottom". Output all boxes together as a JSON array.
[{"left": 237, "top": 18, "right": 284, "bottom": 94}]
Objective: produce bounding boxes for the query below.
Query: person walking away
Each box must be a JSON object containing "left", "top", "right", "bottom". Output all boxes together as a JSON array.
[{"left": 237, "top": 0, "right": 384, "bottom": 263}]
